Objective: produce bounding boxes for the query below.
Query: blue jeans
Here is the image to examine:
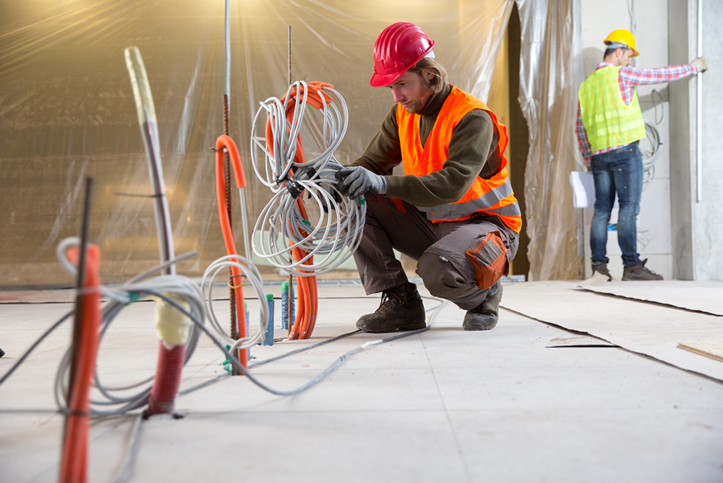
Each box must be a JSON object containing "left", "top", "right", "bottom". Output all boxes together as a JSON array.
[{"left": 590, "top": 142, "right": 642, "bottom": 267}]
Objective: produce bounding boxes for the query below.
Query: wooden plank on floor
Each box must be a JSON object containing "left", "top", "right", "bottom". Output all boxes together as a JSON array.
[
  {"left": 501, "top": 281, "right": 723, "bottom": 382},
  {"left": 574, "top": 281, "right": 723, "bottom": 316},
  {"left": 678, "top": 342, "right": 723, "bottom": 363}
]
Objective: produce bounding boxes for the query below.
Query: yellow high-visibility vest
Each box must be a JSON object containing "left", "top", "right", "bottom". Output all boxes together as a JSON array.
[{"left": 579, "top": 66, "right": 646, "bottom": 152}]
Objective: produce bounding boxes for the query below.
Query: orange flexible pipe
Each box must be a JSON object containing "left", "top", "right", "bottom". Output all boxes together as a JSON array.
[
  {"left": 59, "top": 245, "right": 101, "bottom": 483},
  {"left": 215, "top": 134, "right": 248, "bottom": 369},
  {"left": 263, "top": 83, "right": 334, "bottom": 341},
  {"left": 292, "top": 200, "right": 318, "bottom": 340}
]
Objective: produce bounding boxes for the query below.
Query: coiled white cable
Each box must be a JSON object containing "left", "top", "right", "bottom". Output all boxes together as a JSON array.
[
  {"left": 249, "top": 81, "right": 366, "bottom": 276},
  {"left": 201, "top": 254, "right": 268, "bottom": 352},
  {"left": 250, "top": 81, "right": 348, "bottom": 189},
  {"left": 641, "top": 120, "right": 662, "bottom": 190},
  {"left": 54, "top": 238, "right": 205, "bottom": 416}
]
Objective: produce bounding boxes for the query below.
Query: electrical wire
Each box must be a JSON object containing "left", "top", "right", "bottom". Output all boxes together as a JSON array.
[
  {"left": 0, "top": 311, "right": 73, "bottom": 387},
  {"left": 109, "top": 414, "right": 143, "bottom": 483},
  {"left": 53, "top": 239, "right": 205, "bottom": 417},
  {"left": 153, "top": 291, "right": 446, "bottom": 396},
  {"left": 248, "top": 329, "right": 361, "bottom": 368},
  {"left": 249, "top": 81, "right": 366, "bottom": 277},
  {"left": 109, "top": 298, "right": 448, "bottom": 483},
  {"left": 641, "top": 120, "right": 662, "bottom": 191},
  {"left": 201, "top": 255, "right": 268, "bottom": 352}
]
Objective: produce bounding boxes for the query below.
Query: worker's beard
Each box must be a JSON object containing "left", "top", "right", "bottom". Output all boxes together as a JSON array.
[{"left": 400, "top": 87, "right": 435, "bottom": 115}]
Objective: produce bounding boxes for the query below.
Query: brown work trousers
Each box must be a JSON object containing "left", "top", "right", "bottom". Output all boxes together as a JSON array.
[{"left": 353, "top": 194, "right": 519, "bottom": 310}]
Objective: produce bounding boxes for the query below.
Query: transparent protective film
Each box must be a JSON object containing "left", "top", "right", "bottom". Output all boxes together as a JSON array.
[
  {"left": 517, "top": 0, "right": 581, "bottom": 280},
  {"left": 0, "top": 1, "right": 574, "bottom": 287}
]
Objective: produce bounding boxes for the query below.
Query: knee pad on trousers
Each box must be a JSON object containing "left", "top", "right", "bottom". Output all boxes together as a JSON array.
[{"left": 417, "top": 251, "right": 466, "bottom": 298}]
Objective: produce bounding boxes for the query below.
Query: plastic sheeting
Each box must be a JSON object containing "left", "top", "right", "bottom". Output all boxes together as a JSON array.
[
  {"left": 0, "top": 0, "right": 578, "bottom": 287},
  {"left": 516, "top": 0, "right": 581, "bottom": 280}
]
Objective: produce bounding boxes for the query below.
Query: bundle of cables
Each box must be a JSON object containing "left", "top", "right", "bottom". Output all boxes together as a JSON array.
[
  {"left": 201, "top": 254, "right": 268, "bottom": 354},
  {"left": 250, "top": 81, "right": 366, "bottom": 277},
  {"left": 641, "top": 120, "right": 662, "bottom": 191},
  {"left": 54, "top": 237, "right": 204, "bottom": 417}
]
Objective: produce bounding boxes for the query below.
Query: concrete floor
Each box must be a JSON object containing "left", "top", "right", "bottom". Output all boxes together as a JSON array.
[{"left": 1, "top": 281, "right": 722, "bottom": 482}]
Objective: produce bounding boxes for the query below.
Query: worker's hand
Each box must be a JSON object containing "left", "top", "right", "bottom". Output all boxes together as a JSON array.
[
  {"left": 336, "top": 167, "right": 388, "bottom": 200},
  {"left": 692, "top": 56, "right": 708, "bottom": 73}
]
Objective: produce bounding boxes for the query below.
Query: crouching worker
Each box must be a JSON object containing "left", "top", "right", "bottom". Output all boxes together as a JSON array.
[{"left": 337, "top": 22, "right": 521, "bottom": 333}]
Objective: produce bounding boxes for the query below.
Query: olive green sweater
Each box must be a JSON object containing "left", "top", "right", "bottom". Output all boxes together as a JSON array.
[{"left": 351, "top": 83, "right": 499, "bottom": 208}]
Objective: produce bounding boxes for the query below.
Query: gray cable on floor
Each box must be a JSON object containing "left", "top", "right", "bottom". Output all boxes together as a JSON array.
[
  {"left": 109, "top": 413, "right": 144, "bottom": 483},
  {"left": 249, "top": 329, "right": 361, "bottom": 368},
  {"left": 149, "top": 291, "right": 446, "bottom": 397},
  {"left": 0, "top": 310, "right": 73, "bottom": 387}
]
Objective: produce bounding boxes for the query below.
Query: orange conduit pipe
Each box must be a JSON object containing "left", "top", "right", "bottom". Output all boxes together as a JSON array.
[
  {"left": 288, "top": 200, "right": 318, "bottom": 340},
  {"left": 263, "top": 83, "right": 333, "bottom": 340},
  {"left": 264, "top": 82, "right": 334, "bottom": 167},
  {"left": 59, "top": 245, "right": 101, "bottom": 483},
  {"left": 215, "top": 134, "right": 249, "bottom": 368}
]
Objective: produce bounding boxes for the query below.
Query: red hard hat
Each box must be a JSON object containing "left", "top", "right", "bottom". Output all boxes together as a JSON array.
[{"left": 370, "top": 22, "right": 435, "bottom": 87}]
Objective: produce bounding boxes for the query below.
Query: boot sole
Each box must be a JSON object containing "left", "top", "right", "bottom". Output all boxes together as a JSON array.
[
  {"left": 357, "top": 320, "right": 427, "bottom": 333},
  {"left": 463, "top": 319, "right": 498, "bottom": 331}
]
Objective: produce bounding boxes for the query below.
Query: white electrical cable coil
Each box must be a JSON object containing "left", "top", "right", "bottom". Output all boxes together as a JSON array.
[
  {"left": 54, "top": 238, "right": 204, "bottom": 416},
  {"left": 250, "top": 81, "right": 348, "bottom": 190},
  {"left": 201, "top": 254, "right": 268, "bottom": 352},
  {"left": 249, "top": 81, "right": 366, "bottom": 276},
  {"left": 252, "top": 169, "right": 366, "bottom": 276},
  {"left": 641, "top": 120, "right": 662, "bottom": 190}
]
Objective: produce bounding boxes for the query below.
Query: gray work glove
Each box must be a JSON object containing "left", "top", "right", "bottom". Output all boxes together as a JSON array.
[
  {"left": 336, "top": 166, "right": 388, "bottom": 200},
  {"left": 691, "top": 56, "right": 708, "bottom": 73}
]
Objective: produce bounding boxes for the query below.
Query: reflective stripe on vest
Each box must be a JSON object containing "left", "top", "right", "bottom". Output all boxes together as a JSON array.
[
  {"left": 418, "top": 178, "right": 520, "bottom": 219},
  {"left": 579, "top": 66, "right": 646, "bottom": 152},
  {"left": 397, "top": 86, "right": 521, "bottom": 233}
]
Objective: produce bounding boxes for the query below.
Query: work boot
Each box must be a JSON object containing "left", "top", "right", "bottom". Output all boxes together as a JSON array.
[
  {"left": 356, "top": 283, "right": 426, "bottom": 333},
  {"left": 463, "top": 281, "right": 503, "bottom": 331},
  {"left": 622, "top": 259, "right": 663, "bottom": 281},
  {"left": 591, "top": 262, "right": 612, "bottom": 281}
]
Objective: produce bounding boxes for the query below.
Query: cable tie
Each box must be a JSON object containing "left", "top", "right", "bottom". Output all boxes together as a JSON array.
[
  {"left": 285, "top": 177, "right": 304, "bottom": 199},
  {"left": 110, "top": 191, "right": 166, "bottom": 199},
  {"left": 228, "top": 281, "right": 244, "bottom": 289},
  {"left": 210, "top": 147, "right": 227, "bottom": 153},
  {"left": 128, "top": 292, "right": 141, "bottom": 302}
]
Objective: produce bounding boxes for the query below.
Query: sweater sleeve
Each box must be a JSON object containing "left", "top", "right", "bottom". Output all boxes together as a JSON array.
[
  {"left": 385, "top": 109, "right": 495, "bottom": 207},
  {"left": 349, "top": 105, "right": 402, "bottom": 175}
]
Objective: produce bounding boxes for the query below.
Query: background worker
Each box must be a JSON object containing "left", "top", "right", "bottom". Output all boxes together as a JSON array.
[
  {"left": 577, "top": 29, "right": 707, "bottom": 281},
  {"left": 337, "top": 22, "right": 520, "bottom": 333}
]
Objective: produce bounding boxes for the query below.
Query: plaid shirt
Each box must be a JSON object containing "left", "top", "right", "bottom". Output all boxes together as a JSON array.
[{"left": 576, "top": 62, "right": 697, "bottom": 161}]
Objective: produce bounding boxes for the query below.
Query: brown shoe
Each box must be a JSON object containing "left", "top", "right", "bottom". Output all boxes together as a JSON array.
[
  {"left": 622, "top": 259, "right": 663, "bottom": 281},
  {"left": 592, "top": 262, "right": 612, "bottom": 281},
  {"left": 463, "top": 281, "right": 503, "bottom": 331},
  {"left": 356, "top": 283, "right": 426, "bottom": 333}
]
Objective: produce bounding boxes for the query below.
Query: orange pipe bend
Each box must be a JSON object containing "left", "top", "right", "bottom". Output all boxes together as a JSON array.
[
  {"left": 60, "top": 245, "right": 101, "bottom": 483},
  {"left": 215, "top": 134, "right": 248, "bottom": 368}
]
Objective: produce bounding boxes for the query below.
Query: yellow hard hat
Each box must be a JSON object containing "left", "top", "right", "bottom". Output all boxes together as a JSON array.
[{"left": 603, "top": 29, "right": 639, "bottom": 57}]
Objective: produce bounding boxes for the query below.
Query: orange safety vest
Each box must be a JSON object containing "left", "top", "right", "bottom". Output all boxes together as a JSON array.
[{"left": 397, "top": 86, "right": 521, "bottom": 233}]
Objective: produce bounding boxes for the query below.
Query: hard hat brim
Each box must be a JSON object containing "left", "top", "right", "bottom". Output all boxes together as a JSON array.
[
  {"left": 370, "top": 70, "right": 401, "bottom": 87},
  {"left": 369, "top": 43, "right": 435, "bottom": 87}
]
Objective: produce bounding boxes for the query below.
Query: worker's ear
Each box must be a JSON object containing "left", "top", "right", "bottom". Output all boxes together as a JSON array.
[{"left": 422, "top": 70, "right": 435, "bottom": 83}]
